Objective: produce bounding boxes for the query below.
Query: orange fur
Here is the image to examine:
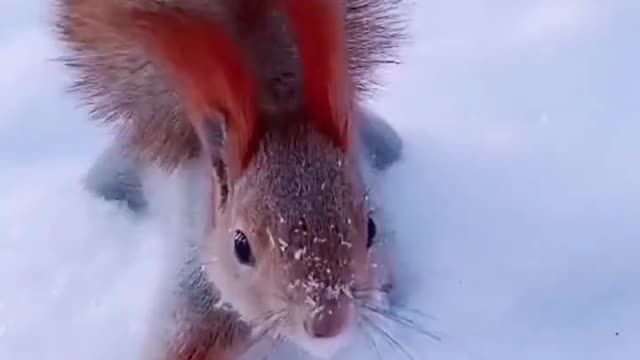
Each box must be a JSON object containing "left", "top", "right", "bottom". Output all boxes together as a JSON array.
[
  {"left": 56, "top": 0, "right": 406, "bottom": 170},
  {"left": 126, "top": 1, "right": 355, "bottom": 167},
  {"left": 56, "top": 0, "right": 407, "bottom": 357},
  {"left": 127, "top": 8, "right": 260, "bottom": 169},
  {"left": 278, "top": 0, "right": 355, "bottom": 151}
]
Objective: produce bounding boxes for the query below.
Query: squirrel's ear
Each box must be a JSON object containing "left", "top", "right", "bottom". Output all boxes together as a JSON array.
[
  {"left": 192, "top": 115, "right": 227, "bottom": 162},
  {"left": 193, "top": 115, "right": 231, "bottom": 207},
  {"left": 126, "top": 9, "right": 260, "bottom": 172},
  {"left": 278, "top": 0, "right": 355, "bottom": 151}
]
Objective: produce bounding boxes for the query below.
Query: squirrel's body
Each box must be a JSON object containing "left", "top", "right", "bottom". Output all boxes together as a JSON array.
[{"left": 55, "top": 0, "right": 408, "bottom": 358}]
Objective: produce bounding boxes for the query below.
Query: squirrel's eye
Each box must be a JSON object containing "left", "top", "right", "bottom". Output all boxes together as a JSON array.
[
  {"left": 234, "top": 230, "right": 255, "bottom": 266},
  {"left": 367, "top": 217, "right": 377, "bottom": 248}
]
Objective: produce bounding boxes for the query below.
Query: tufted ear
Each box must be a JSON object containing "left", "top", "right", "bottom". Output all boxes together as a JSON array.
[
  {"left": 278, "top": 0, "right": 355, "bottom": 152},
  {"left": 189, "top": 113, "right": 227, "bottom": 158},
  {"left": 126, "top": 8, "right": 260, "bottom": 176},
  {"left": 194, "top": 115, "right": 232, "bottom": 208}
]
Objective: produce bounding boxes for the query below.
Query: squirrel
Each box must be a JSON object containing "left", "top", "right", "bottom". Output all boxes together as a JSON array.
[{"left": 54, "top": 0, "right": 408, "bottom": 359}]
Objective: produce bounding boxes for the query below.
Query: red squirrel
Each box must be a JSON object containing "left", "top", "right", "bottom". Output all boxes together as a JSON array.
[{"left": 55, "top": 0, "right": 408, "bottom": 358}]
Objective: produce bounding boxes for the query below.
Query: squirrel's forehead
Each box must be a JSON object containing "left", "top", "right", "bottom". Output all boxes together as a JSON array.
[
  {"left": 243, "top": 176, "right": 366, "bottom": 235},
  {"left": 263, "top": 209, "right": 366, "bottom": 251},
  {"left": 267, "top": 221, "right": 359, "bottom": 263},
  {"left": 250, "top": 205, "right": 344, "bottom": 232},
  {"left": 234, "top": 182, "right": 362, "bottom": 232},
  {"left": 241, "top": 166, "right": 363, "bottom": 213}
]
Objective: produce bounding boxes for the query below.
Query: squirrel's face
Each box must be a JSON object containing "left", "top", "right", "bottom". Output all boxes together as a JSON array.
[{"left": 202, "top": 123, "right": 386, "bottom": 358}]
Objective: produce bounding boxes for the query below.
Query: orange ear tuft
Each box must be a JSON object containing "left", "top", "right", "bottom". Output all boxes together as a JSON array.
[
  {"left": 278, "top": 0, "right": 355, "bottom": 151},
  {"left": 127, "top": 9, "right": 259, "bottom": 170}
]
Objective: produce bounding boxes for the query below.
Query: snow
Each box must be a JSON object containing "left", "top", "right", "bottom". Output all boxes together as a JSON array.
[{"left": 1, "top": 0, "right": 640, "bottom": 359}]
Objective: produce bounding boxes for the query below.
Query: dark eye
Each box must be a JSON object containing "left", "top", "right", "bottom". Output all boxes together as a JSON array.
[
  {"left": 367, "top": 217, "right": 377, "bottom": 248},
  {"left": 234, "top": 230, "right": 255, "bottom": 266}
]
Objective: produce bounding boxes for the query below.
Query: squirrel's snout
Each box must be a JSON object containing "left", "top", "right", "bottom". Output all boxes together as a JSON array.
[{"left": 303, "top": 299, "right": 353, "bottom": 339}]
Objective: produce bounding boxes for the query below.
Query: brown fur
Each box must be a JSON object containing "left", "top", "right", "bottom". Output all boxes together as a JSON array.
[
  {"left": 55, "top": 0, "right": 408, "bottom": 170},
  {"left": 278, "top": 0, "right": 354, "bottom": 151},
  {"left": 200, "top": 118, "right": 375, "bottom": 357},
  {"left": 55, "top": 0, "right": 408, "bottom": 358},
  {"left": 126, "top": 7, "right": 261, "bottom": 171}
]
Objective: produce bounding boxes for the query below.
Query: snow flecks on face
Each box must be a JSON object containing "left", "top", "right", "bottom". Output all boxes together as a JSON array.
[
  {"left": 288, "top": 278, "right": 302, "bottom": 291},
  {"left": 313, "top": 237, "right": 328, "bottom": 244},
  {"left": 294, "top": 247, "right": 307, "bottom": 260},
  {"left": 297, "top": 277, "right": 353, "bottom": 301},
  {"left": 273, "top": 212, "right": 364, "bottom": 320},
  {"left": 342, "top": 284, "right": 354, "bottom": 300},
  {"left": 325, "top": 283, "right": 344, "bottom": 300},
  {"left": 269, "top": 227, "right": 293, "bottom": 253},
  {"left": 266, "top": 227, "right": 276, "bottom": 249},
  {"left": 281, "top": 253, "right": 360, "bottom": 338},
  {"left": 278, "top": 237, "right": 289, "bottom": 252}
]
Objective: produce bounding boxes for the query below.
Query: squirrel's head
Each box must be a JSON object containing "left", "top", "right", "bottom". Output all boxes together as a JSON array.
[
  {"left": 204, "top": 114, "right": 379, "bottom": 358},
  {"left": 128, "top": 3, "right": 389, "bottom": 357}
]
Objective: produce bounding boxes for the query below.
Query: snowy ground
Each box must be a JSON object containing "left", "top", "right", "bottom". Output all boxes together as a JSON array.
[{"left": 1, "top": 1, "right": 640, "bottom": 359}]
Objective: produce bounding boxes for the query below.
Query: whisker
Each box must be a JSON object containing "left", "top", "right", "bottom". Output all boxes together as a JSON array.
[
  {"left": 352, "top": 284, "right": 439, "bottom": 323},
  {"left": 239, "top": 309, "right": 286, "bottom": 357},
  {"left": 361, "top": 314, "right": 416, "bottom": 360},
  {"left": 241, "top": 327, "right": 271, "bottom": 356},
  {"left": 362, "top": 304, "right": 442, "bottom": 342},
  {"left": 359, "top": 320, "right": 383, "bottom": 360},
  {"left": 352, "top": 287, "right": 391, "bottom": 301},
  {"left": 391, "top": 305, "right": 439, "bottom": 322},
  {"left": 260, "top": 332, "right": 283, "bottom": 360},
  {"left": 352, "top": 285, "right": 385, "bottom": 294},
  {"left": 198, "top": 260, "right": 219, "bottom": 267}
]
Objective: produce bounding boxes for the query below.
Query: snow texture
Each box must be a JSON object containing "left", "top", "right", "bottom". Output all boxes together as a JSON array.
[{"left": 1, "top": 0, "right": 640, "bottom": 359}]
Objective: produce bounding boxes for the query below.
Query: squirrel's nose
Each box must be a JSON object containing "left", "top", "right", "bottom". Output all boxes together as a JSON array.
[{"left": 304, "top": 299, "right": 352, "bottom": 339}]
